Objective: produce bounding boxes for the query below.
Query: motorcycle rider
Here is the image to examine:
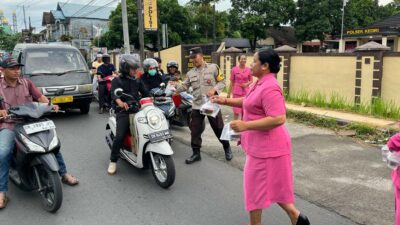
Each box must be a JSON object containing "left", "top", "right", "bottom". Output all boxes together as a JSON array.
[
  {"left": 107, "top": 54, "right": 149, "bottom": 175},
  {"left": 140, "top": 58, "right": 164, "bottom": 91},
  {"left": 154, "top": 57, "right": 165, "bottom": 79},
  {"left": 97, "top": 54, "right": 117, "bottom": 114},
  {"left": 165, "top": 60, "right": 181, "bottom": 83},
  {"left": 0, "top": 58, "right": 79, "bottom": 209}
]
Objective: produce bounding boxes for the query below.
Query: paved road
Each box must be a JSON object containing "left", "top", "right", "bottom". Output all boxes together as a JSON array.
[{"left": 1, "top": 106, "right": 357, "bottom": 225}]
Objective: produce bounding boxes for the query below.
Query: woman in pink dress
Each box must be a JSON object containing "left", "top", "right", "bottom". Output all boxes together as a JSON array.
[
  {"left": 212, "top": 49, "right": 310, "bottom": 225},
  {"left": 228, "top": 55, "right": 253, "bottom": 120},
  {"left": 387, "top": 121, "right": 400, "bottom": 225}
]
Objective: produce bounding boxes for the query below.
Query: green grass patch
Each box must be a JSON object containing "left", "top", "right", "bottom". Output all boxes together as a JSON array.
[
  {"left": 285, "top": 90, "right": 400, "bottom": 120},
  {"left": 287, "top": 109, "right": 398, "bottom": 144}
]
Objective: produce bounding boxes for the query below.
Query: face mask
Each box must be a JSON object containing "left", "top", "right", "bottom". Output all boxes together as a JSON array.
[{"left": 148, "top": 69, "right": 157, "bottom": 76}]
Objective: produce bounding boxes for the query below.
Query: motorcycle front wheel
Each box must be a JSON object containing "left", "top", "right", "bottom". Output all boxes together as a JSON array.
[
  {"left": 35, "top": 165, "right": 63, "bottom": 213},
  {"left": 150, "top": 154, "right": 175, "bottom": 189}
]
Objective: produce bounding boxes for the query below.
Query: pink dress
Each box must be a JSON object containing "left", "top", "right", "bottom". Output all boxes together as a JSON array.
[
  {"left": 388, "top": 133, "right": 400, "bottom": 225},
  {"left": 241, "top": 73, "right": 294, "bottom": 212},
  {"left": 230, "top": 66, "right": 252, "bottom": 114}
]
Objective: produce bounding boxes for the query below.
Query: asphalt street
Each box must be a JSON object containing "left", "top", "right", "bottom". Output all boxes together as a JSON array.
[{"left": 1, "top": 105, "right": 357, "bottom": 225}]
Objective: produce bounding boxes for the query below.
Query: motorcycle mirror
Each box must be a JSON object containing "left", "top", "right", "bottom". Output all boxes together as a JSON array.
[
  {"left": 114, "top": 88, "right": 124, "bottom": 97},
  {"left": 160, "top": 83, "right": 166, "bottom": 89}
]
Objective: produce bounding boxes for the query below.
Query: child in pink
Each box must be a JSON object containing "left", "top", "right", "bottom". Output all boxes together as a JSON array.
[{"left": 388, "top": 126, "right": 400, "bottom": 225}]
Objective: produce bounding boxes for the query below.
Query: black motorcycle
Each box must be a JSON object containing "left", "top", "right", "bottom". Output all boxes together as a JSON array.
[
  {"left": 151, "top": 83, "right": 193, "bottom": 127},
  {"left": 0, "top": 98, "right": 63, "bottom": 213},
  {"left": 151, "top": 83, "right": 176, "bottom": 123}
]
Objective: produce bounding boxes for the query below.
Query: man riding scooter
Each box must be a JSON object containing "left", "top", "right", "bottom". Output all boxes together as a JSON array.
[
  {"left": 97, "top": 54, "right": 117, "bottom": 114},
  {"left": 107, "top": 54, "right": 149, "bottom": 175},
  {"left": 0, "top": 58, "right": 78, "bottom": 209}
]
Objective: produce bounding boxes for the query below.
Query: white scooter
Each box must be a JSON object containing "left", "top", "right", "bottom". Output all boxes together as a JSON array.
[{"left": 105, "top": 88, "right": 175, "bottom": 188}]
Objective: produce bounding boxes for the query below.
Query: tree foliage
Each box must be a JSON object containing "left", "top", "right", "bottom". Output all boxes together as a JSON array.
[
  {"left": 0, "top": 30, "right": 21, "bottom": 51},
  {"left": 231, "top": 0, "right": 296, "bottom": 50}
]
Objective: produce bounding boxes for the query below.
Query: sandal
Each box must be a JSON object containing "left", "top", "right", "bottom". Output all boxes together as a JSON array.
[
  {"left": 0, "top": 195, "right": 9, "bottom": 209},
  {"left": 61, "top": 174, "right": 79, "bottom": 186}
]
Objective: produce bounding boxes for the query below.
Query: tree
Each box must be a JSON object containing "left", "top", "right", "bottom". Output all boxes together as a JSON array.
[
  {"left": 294, "top": 0, "right": 332, "bottom": 42},
  {"left": 231, "top": 0, "right": 296, "bottom": 50},
  {"left": 0, "top": 30, "right": 21, "bottom": 51},
  {"left": 345, "top": 0, "right": 383, "bottom": 29},
  {"left": 98, "top": 0, "right": 139, "bottom": 50}
]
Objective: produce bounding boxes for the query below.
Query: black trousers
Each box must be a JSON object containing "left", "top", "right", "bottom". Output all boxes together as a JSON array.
[
  {"left": 98, "top": 83, "right": 110, "bottom": 108},
  {"left": 190, "top": 109, "right": 230, "bottom": 151},
  {"left": 110, "top": 113, "right": 130, "bottom": 162}
]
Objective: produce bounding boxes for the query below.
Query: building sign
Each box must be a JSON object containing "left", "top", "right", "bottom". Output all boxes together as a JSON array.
[
  {"left": 346, "top": 28, "right": 380, "bottom": 36},
  {"left": 143, "top": 0, "right": 158, "bottom": 31}
]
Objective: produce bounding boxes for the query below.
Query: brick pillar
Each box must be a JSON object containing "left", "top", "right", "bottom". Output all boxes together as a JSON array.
[
  {"left": 275, "top": 46, "right": 296, "bottom": 94},
  {"left": 354, "top": 42, "right": 389, "bottom": 105}
]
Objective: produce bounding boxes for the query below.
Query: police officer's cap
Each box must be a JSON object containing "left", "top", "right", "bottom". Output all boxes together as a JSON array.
[{"left": 189, "top": 47, "right": 203, "bottom": 58}]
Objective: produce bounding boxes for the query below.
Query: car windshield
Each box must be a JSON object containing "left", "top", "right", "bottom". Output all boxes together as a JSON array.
[{"left": 24, "top": 49, "right": 87, "bottom": 75}]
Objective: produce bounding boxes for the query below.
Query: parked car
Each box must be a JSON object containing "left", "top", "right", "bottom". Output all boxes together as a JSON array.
[{"left": 12, "top": 44, "right": 93, "bottom": 114}]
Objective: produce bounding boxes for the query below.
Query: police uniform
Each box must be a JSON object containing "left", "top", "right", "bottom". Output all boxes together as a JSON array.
[{"left": 177, "top": 47, "right": 232, "bottom": 164}]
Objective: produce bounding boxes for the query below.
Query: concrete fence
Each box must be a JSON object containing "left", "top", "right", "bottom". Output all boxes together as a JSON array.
[{"left": 216, "top": 50, "right": 400, "bottom": 106}]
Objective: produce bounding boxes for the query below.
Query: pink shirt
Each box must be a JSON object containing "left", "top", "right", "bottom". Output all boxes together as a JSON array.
[
  {"left": 388, "top": 133, "right": 400, "bottom": 188},
  {"left": 0, "top": 78, "right": 42, "bottom": 130},
  {"left": 230, "top": 66, "right": 252, "bottom": 96},
  {"left": 241, "top": 73, "right": 291, "bottom": 158}
]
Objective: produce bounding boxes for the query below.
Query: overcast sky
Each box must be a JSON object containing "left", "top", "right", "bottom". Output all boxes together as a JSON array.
[{"left": 0, "top": 0, "right": 394, "bottom": 33}]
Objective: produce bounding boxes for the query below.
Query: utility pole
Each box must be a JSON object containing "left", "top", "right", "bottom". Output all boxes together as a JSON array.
[
  {"left": 121, "top": 0, "right": 131, "bottom": 54},
  {"left": 137, "top": 0, "right": 145, "bottom": 61},
  {"left": 22, "top": 5, "right": 27, "bottom": 30},
  {"left": 339, "top": 0, "right": 347, "bottom": 53},
  {"left": 212, "top": 3, "right": 216, "bottom": 52}
]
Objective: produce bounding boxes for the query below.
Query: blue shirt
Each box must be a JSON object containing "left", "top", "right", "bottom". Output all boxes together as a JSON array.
[{"left": 97, "top": 64, "right": 116, "bottom": 78}]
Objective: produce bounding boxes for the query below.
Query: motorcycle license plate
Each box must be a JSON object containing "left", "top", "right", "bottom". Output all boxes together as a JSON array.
[
  {"left": 23, "top": 121, "right": 56, "bottom": 135},
  {"left": 51, "top": 96, "right": 73, "bottom": 104},
  {"left": 148, "top": 130, "right": 171, "bottom": 143}
]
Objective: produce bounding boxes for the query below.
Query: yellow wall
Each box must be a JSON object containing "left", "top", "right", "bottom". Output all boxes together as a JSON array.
[
  {"left": 290, "top": 56, "right": 357, "bottom": 103},
  {"left": 360, "top": 57, "right": 374, "bottom": 104},
  {"left": 382, "top": 57, "right": 400, "bottom": 105},
  {"left": 156, "top": 45, "right": 182, "bottom": 72}
]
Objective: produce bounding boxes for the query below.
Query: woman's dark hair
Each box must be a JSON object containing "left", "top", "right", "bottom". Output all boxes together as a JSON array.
[
  {"left": 154, "top": 57, "right": 162, "bottom": 64},
  {"left": 257, "top": 49, "right": 281, "bottom": 73}
]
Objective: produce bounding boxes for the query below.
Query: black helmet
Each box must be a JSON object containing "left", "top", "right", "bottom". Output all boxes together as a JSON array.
[
  {"left": 167, "top": 60, "right": 179, "bottom": 69},
  {"left": 142, "top": 58, "right": 158, "bottom": 72},
  {"left": 119, "top": 54, "right": 141, "bottom": 75}
]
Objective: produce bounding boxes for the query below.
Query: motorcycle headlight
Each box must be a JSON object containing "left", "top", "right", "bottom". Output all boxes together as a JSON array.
[
  {"left": 49, "top": 130, "right": 59, "bottom": 150},
  {"left": 146, "top": 109, "right": 162, "bottom": 130},
  {"left": 20, "top": 134, "right": 46, "bottom": 153}
]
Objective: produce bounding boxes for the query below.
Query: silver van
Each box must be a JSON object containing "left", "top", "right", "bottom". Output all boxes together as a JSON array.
[{"left": 13, "top": 43, "right": 93, "bottom": 114}]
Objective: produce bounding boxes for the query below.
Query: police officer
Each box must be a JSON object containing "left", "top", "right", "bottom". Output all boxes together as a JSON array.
[
  {"left": 174, "top": 47, "right": 232, "bottom": 164},
  {"left": 107, "top": 54, "right": 149, "bottom": 175}
]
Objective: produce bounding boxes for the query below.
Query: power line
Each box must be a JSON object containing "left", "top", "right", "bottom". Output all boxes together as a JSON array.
[
  {"left": 61, "top": 0, "right": 72, "bottom": 8},
  {"left": 70, "top": 0, "right": 99, "bottom": 18},
  {"left": 79, "top": 0, "right": 118, "bottom": 18}
]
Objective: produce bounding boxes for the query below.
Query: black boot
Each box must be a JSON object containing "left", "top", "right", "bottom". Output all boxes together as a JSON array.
[
  {"left": 185, "top": 149, "right": 201, "bottom": 164},
  {"left": 296, "top": 213, "right": 310, "bottom": 225},
  {"left": 224, "top": 146, "right": 233, "bottom": 161}
]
